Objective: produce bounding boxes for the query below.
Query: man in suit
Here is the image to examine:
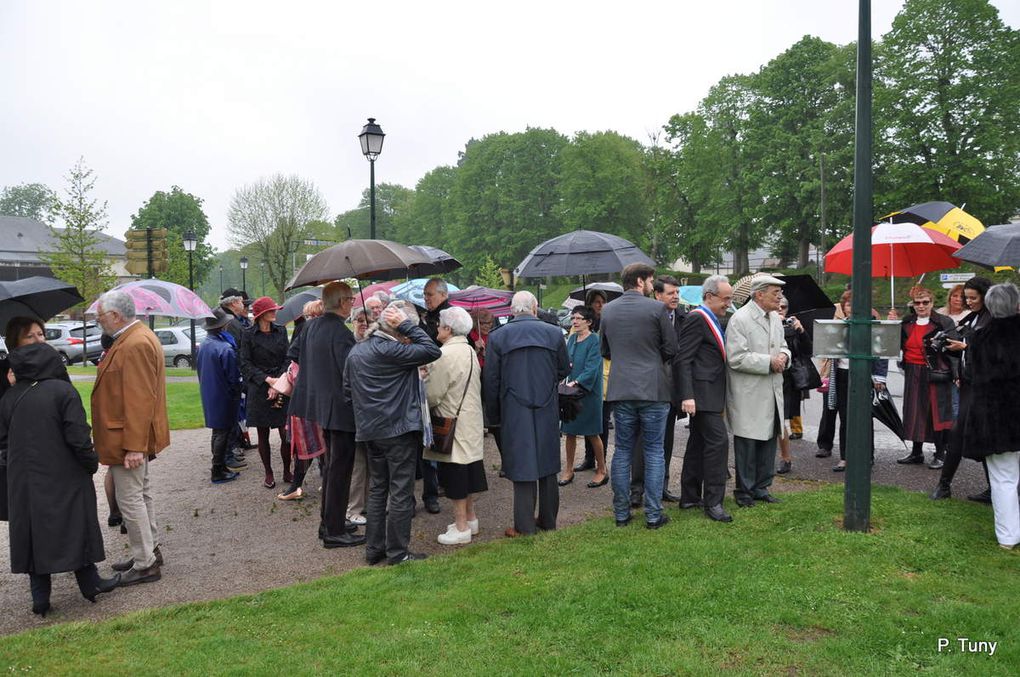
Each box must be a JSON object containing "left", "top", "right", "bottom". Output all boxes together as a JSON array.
[
  {"left": 92, "top": 290, "right": 170, "bottom": 586},
  {"left": 677, "top": 275, "right": 734, "bottom": 522},
  {"left": 287, "top": 281, "right": 365, "bottom": 548},
  {"left": 484, "top": 291, "right": 570, "bottom": 537},
  {"left": 726, "top": 275, "right": 791, "bottom": 507},
  {"left": 600, "top": 263, "right": 678, "bottom": 529}
]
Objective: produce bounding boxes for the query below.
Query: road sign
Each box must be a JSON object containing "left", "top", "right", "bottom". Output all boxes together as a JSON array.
[
  {"left": 939, "top": 272, "right": 974, "bottom": 283},
  {"left": 303, "top": 239, "right": 336, "bottom": 247}
]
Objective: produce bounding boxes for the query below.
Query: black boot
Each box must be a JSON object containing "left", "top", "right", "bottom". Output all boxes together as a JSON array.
[
  {"left": 896, "top": 452, "right": 924, "bottom": 464},
  {"left": 967, "top": 487, "right": 992, "bottom": 504},
  {"left": 75, "top": 564, "right": 120, "bottom": 603},
  {"left": 930, "top": 482, "right": 952, "bottom": 500},
  {"left": 29, "top": 573, "right": 51, "bottom": 617}
]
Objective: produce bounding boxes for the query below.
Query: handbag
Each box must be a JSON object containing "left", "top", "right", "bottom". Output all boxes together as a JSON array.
[
  {"left": 791, "top": 357, "right": 822, "bottom": 391},
  {"left": 558, "top": 382, "right": 585, "bottom": 422},
  {"left": 430, "top": 351, "right": 473, "bottom": 455},
  {"left": 272, "top": 362, "right": 298, "bottom": 397}
]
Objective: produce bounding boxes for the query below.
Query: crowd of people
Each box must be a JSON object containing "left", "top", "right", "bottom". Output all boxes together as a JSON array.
[{"left": 2, "top": 266, "right": 1018, "bottom": 618}]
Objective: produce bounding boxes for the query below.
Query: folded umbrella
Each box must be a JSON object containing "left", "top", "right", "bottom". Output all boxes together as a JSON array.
[
  {"left": 0, "top": 277, "right": 84, "bottom": 326},
  {"left": 872, "top": 388, "right": 906, "bottom": 444},
  {"left": 514, "top": 230, "right": 654, "bottom": 279},
  {"left": 285, "top": 239, "right": 432, "bottom": 290}
]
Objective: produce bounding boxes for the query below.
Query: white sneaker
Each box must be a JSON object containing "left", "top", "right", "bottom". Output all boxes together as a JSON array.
[
  {"left": 347, "top": 514, "right": 367, "bottom": 526},
  {"left": 438, "top": 525, "right": 472, "bottom": 545},
  {"left": 448, "top": 519, "right": 479, "bottom": 535}
]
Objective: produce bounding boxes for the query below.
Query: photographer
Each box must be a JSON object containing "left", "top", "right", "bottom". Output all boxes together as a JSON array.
[
  {"left": 893, "top": 286, "right": 957, "bottom": 469},
  {"left": 776, "top": 299, "right": 813, "bottom": 474}
]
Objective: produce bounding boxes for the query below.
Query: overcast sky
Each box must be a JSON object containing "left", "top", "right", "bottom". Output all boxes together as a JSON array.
[{"left": 2, "top": 0, "right": 1017, "bottom": 250}]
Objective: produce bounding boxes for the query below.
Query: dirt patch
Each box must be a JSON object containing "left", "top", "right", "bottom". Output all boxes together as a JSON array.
[{"left": 778, "top": 624, "right": 835, "bottom": 643}]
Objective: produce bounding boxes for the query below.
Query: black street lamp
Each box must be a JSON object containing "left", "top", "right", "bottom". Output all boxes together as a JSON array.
[
  {"left": 219, "top": 264, "right": 223, "bottom": 293},
  {"left": 358, "top": 117, "right": 385, "bottom": 239},
  {"left": 183, "top": 230, "right": 198, "bottom": 370},
  {"left": 260, "top": 260, "right": 266, "bottom": 297},
  {"left": 240, "top": 256, "right": 249, "bottom": 294}
]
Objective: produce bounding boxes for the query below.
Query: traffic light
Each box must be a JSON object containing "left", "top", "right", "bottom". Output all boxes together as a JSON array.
[{"left": 124, "top": 228, "right": 169, "bottom": 276}]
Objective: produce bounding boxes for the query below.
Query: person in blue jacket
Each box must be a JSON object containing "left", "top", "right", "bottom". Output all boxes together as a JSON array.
[{"left": 196, "top": 308, "right": 242, "bottom": 484}]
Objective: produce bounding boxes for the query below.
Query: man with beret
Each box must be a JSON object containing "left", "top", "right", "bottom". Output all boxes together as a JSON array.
[{"left": 726, "top": 275, "right": 791, "bottom": 507}]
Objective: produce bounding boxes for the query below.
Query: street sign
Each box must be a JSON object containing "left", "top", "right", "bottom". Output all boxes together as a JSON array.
[
  {"left": 303, "top": 239, "right": 335, "bottom": 247},
  {"left": 939, "top": 272, "right": 974, "bottom": 283}
]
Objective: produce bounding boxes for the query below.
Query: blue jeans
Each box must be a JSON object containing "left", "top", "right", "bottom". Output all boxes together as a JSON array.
[{"left": 611, "top": 401, "right": 669, "bottom": 522}]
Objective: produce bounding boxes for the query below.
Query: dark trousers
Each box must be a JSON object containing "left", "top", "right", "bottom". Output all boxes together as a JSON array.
[
  {"left": 513, "top": 474, "right": 559, "bottom": 535},
  {"left": 321, "top": 429, "right": 357, "bottom": 539},
  {"left": 210, "top": 427, "right": 230, "bottom": 474},
  {"left": 733, "top": 434, "right": 778, "bottom": 502},
  {"left": 417, "top": 447, "right": 439, "bottom": 501},
  {"left": 680, "top": 411, "right": 728, "bottom": 507},
  {"left": 364, "top": 432, "right": 420, "bottom": 563},
  {"left": 29, "top": 564, "right": 102, "bottom": 604}
]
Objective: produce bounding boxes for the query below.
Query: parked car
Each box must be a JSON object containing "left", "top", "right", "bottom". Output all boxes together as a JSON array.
[
  {"left": 154, "top": 326, "right": 207, "bottom": 368},
  {"left": 45, "top": 322, "right": 104, "bottom": 365}
]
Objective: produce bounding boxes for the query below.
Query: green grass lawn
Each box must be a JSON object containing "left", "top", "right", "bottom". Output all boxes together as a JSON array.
[
  {"left": 72, "top": 381, "right": 203, "bottom": 430},
  {"left": 1, "top": 485, "right": 1015, "bottom": 675},
  {"left": 67, "top": 366, "right": 196, "bottom": 378}
]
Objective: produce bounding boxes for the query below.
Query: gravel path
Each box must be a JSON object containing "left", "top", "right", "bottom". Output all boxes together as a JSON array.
[{"left": 0, "top": 369, "right": 989, "bottom": 635}]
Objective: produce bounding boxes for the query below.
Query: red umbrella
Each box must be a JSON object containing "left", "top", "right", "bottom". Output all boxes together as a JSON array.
[
  {"left": 824, "top": 222, "right": 961, "bottom": 306},
  {"left": 448, "top": 286, "right": 514, "bottom": 318},
  {"left": 352, "top": 280, "right": 399, "bottom": 308}
]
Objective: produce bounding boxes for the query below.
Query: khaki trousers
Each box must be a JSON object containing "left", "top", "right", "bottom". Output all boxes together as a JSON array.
[{"left": 109, "top": 456, "right": 159, "bottom": 570}]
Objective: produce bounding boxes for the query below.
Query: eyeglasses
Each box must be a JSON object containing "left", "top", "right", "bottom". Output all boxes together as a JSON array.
[
  {"left": 913, "top": 300, "right": 932, "bottom": 306},
  {"left": 96, "top": 310, "right": 116, "bottom": 319}
]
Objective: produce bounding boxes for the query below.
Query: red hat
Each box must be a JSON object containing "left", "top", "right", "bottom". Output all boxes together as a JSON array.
[{"left": 251, "top": 296, "right": 282, "bottom": 320}]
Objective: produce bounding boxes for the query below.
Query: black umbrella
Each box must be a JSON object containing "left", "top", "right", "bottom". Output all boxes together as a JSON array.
[
  {"left": 780, "top": 275, "right": 834, "bottom": 317},
  {"left": 285, "top": 239, "right": 432, "bottom": 290},
  {"left": 952, "top": 223, "right": 1020, "bottom": 269},
  {"left": 0, "top": 276, "right": 85, "bottom": 326},
  {"left": 514, "top": 230, "right": 655, "bottom": 279},
  {"left": 276, "top": 289, "right": 322, "bottom": 325},
  {"left": 408, "top": 245, "right": 463, "bottom": 276},
  {"left": 567, "top": 282, "right": 623, "bottom": 304},
  {"left": 872, "top": 388, "right": 906, "bottom": 443}
]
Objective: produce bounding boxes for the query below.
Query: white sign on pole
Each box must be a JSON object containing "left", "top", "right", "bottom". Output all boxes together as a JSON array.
[{"left": 940, "top": 272, "right": 974, "bottom": 283}]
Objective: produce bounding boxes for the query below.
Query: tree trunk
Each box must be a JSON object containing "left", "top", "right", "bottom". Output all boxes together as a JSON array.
[{"left": 798, "top": 236, "right": 810, "bottom": 269}]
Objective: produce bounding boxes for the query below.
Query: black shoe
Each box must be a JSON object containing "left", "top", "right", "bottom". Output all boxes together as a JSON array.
[
  {"left": 83, "top": 574, "right": 121, "bottom": 602},
  {"left": 646, "top": 514, "right": 671, "bottom": 530},
  {"left": 662, "top": 490, "right": 681, "bottom": 503},
  {"left": 757, "top": 494, "right": 781, "bottom": 504},
  {"left": 776, "top": 460, "right": 792, "bottom": 475},
  {"left": 323, "top": 532, "right": 367, "bottom": 548},
  {"left": 318, "top": 523, "right": 327, "bottom": 540},
  {"left": 629, "top": 491, "right": 642, "bottom": 508},
  {"left": 120, "top": 564, "right": 161, "bottom": 586},
  {"left": 389, "top": 552, "right": 428, "bottom": 565},
  {"left": 704, "top": 504, "right": 733, "bottom": 523},
  {"left": 815, "top": 449, "right": 832, "bottom": 458},
  {"left": 211, "top": 470, "right": 239, "bottom": 484},
  {"left": 930, "top": 482, "right": 952, "bottom": 500},
  {"left": 928, "top": 452, "right": 946, "bottom": 470},
  {"left": 112, "top": 546, "right": 164, "bottom": 572},
  {"left": 557, "top": 475, "right": 574, "bottom": 487},
  {"left": 32, "top": 601, "right": 51, "bottom": 617},
  {"left": 225, "top": 457, "right": 248, "bottom": 471},
  {"left": 896, "top": 453, "right": 924, "bottom": 465},
  {"left": 424, "top": 498, "right": 441, "bottom": 514},
  {"left": 573, "top": 460, "right": 595, "bottom": 472},
  {"left": 967, "top": 488, "right": 992, "bottom": 504},
  {"left": 736, "top": 499, "right": 756, "bottom": 508},
  {"left": 366, "top": 552, "right": 387, "bottom": 566},
  {"left": 789, "top": 433, "right": 803, "bottom": 440},
  {"left": 615, "top": 515, "right": 632, "bottom": 527},
  {"left": 679, "top": 500, "right": 703, "bottom": 509},
  {"left": 586, "top": 476, "right": 609, "bottom": 488},
  {"left": 832, "top": 462, "right": 847, "bottom": 472},
  {"left": 107, "top": 513, "right": 123, "bottom": 528}
]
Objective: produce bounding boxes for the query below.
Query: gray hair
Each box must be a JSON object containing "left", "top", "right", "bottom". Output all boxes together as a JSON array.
[
  {"left": 510, "top": 291, "right": 538, "bottom": 316},
  {"left": 425, "top": 278, "right": 448, "bottom": 295},
  {"left": 366, "top": 300, "right": 414, "bottom": 339},
  {"left": 322, "top": 281, "right": 352, "bottom": 312},
  {"left": 985, "top": 283, "right": 1019, "bottom": 319},
  {"left": 439, "top": 306, "right": 472, "bottom": 337},
  {"left": 98, "top": 289, "right": 136, "bottom": 320},
  {"left": 702, "top": 274, "right": 730, "bottom": 301},
  {"left": 220, "top": 295, "right": 242, "bottom": 309},
  {"left": 372, "top": 291, "right": 391, "bottom": 303}
]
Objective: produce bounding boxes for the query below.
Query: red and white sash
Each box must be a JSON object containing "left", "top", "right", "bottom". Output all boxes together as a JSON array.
[{"left": 690, "top": 308, "right": 725, "bottom": 359}]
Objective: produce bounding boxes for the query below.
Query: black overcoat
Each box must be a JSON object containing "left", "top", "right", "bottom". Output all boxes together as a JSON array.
[
  {"left": 483, "top": 315, "right": 570, "bottom": 481},
  {"left": 0, "top": 343, "right": 104, "bottom": 574},
  {"left": 287, "top": 313, "right": 357, "bottom": 432},
  {"left": 240, "top": 322, "right": 290, "bottom": 428},
  {"left": 961, "top": 314, "right": 1020, "bottom": 459}
]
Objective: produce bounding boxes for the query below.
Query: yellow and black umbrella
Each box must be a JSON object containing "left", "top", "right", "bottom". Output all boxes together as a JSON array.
[{"left": 882, "top": 201, "right": 984, "bottom": 244}]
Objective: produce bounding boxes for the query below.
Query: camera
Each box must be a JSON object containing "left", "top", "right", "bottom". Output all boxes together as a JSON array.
[
  {"left": 783, "top": 317, "right": 795, "bottom": 328},
  {"left": 927, "top": 327, "right": 964, "bottom": 353}
]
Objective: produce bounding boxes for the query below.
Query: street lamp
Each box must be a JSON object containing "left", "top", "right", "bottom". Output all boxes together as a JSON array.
[
  {"left": 260, "top": 260, "right": 266, "bottom": 297},
  {"left": 219, "top": 264, "right": 223, "bottom": 293},
  {"left": 183, "top": 230, "right": 198, "bottom": 370},
  {"left": 239, "top": 256, "right": 249, "bottom": 294},
  {"left": 358, "top": 117, "right": 385, "bottom": 239}
]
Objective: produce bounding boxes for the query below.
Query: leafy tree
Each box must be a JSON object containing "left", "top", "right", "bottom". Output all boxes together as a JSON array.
[
  {"left": 875, "top": 0, "right": 1020, "bottom": 224},
  {"left": 129, "top": 186, "right": 215, "bottom": 288},
  {"left": 334, "top": 183, "right": 415, "bottom": 242},
  {"left": 227, "top": 174, "right": 330, "bottom": 299},
  {"left": 400, "top": 166, "right": 459, "bottom": 253},
  {"left": 0, "top": 182, "right": 58, "bottom": 222},
  {"left": 41, "top": 158, "right": 116, "bottom": 315},
  {"left": 474, "top": 255, "right": 506, "bottom": 288}
]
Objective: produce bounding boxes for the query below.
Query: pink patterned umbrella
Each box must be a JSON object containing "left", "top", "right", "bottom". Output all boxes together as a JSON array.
[
  {"left": 87, "top": 279, "right": 215, "bottom": 319},
  {"left": 448, "top": 286, "right": 514, "bottom": 318}
]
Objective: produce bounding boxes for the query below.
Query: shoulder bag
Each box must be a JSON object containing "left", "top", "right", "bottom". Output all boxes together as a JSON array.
[{"left": 430, "top": 350, "right": 473, "bottom": 455}]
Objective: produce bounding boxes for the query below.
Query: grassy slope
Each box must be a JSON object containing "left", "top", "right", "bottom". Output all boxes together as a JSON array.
[{"left": 1, "top": 485, "right": 1015, "bottom": 675}]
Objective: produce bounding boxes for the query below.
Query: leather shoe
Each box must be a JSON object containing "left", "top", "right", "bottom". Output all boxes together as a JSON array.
[
  {"left": 504, "top": 527, "right": 524, "bottom": 538},
  {"left": 896, "top": 453, "right": 924, "bottom": 465},
  {"left": 776, "top": 460, "right": 792, "bottom": 474},
  {"left": 586, "top": 476, "right": 609, "bottom": 488},
  {"left": 967, "top": 488, "right": 992, "bottom": 504},
  {"left": 757, "top": 494, "right": 781, "bottom": 504},
  {"left": 662, "top": 490, "right": 681, "bottom": 503},
  {"left": 389, "top": 552, "right": 428, "bottom": 565},
  {"left": 646, "top": 514, "right": 670, "bottom": 530},
  {"left": 119, "top": 564, "right": 161, "bottom": 586},
  {"left": 789, "top": 432, "right": 803, "bottom": 440},
  {"left": 84, "top": 573, "right": 121, "bottom": 602},
  {"left": 815, "top": 449, "right": 832, "bottom": 458},
  {"left": 573, "top": 460, "right": 595, "bottom": 472},
  {"left": 366, "top": 552, "right": 386, "bottom": 566},
  {"left": 736, "top": 499, "right": 756, "bottom": 508},
  {"left": 930, "top": 482, "right": 952, "bottom": 500},
  {"left": 211, "top": 470, "right": 239, "bottom": 484},
  {"left": 704, "top": 504, "right": 733, "bottom": 523},
  {"left": 557, "top": 475, "right": 574, "bottom": 487},
  {"left": 112, "top": 545, "right": 163, "bottom": 572},
  {"left": 322, "top": 532, "right": 367, "bottom": 548},
  {"left": 927, "top": 458, "right": 945, "bottom": 470},
  {"left": 424, "top": 498, "right": 441, "bottom": 514},
  {"left": 107, "top": 513, "right": 123, "bottom": 528},
  {"left": 615, "top": 515, "right": 632, "bottom": 528},
  {"left": 679, "top": 500, "right": 703, "bottom": 509}
]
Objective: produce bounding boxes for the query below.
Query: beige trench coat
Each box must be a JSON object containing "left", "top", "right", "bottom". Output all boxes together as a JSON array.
[
  {"left": 424, "top": 335, "right": 484, "bottom": 464},
  {"left": 725, "top": 301, "right": 791, "bottom": 441}
]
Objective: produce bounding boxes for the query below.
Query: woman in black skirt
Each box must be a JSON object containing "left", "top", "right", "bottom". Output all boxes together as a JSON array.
[
  {"left": 425, "top": 306, "right": 487, "bottom": 545},
  {"left": 240, "top": 296, "right": 291, "bottom": 489}
]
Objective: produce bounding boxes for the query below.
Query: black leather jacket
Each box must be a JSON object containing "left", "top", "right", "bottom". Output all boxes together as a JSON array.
[{"left": 343, "top": 321, "right": 442, "bottom": 442}]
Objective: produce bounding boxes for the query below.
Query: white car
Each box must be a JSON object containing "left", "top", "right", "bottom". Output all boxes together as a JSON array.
[{"left": 154, "top": 326, "right": 207, "bottom": 368}]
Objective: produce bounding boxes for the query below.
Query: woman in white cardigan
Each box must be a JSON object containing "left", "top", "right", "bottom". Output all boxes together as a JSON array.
[{"left": 425, "top": 306, "right": 488, "bottom": 545}]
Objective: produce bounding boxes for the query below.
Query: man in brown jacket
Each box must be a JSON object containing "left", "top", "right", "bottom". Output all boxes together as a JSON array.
[{"left": 92, "top": 290, "right": 170, "bottom": 586}]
